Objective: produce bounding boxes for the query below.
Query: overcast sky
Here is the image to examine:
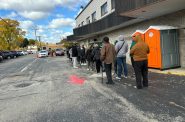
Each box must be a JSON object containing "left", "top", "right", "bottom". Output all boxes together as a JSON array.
[{"left": 0, "top": 0, "right": 89, "bottom": 43}]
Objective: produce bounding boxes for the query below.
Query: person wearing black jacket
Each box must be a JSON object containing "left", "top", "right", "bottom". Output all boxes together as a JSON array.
[
  {"left": 72, "top": 44, "right": 78, "bottom": 68},
  {"left": 77, "top": 45, "right": 82, "bottom": 64},
  {"left": 80, "top": 45, "right": 86, "bottom": 65},
  {"left": 92, "top": 44, "right": 102, "bottom": 73},
  {"left": 85, "top": 45, "right": 93, "bottom": 70}
]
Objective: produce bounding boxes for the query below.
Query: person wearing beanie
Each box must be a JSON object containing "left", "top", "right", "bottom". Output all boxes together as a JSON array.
[
  {"left": 115, "top": 35, "right": 128, "bottom": 80},
  {"left": 101, "top": 37, "right": 116, "bottom": 84}
]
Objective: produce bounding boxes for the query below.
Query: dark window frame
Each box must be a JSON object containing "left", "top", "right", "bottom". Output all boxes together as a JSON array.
[
  {"left": 92, "top": 11, "right": 96, "bottom": 22},
  {"left": 111, "top": 0, "right": 115, "bottom": 10},
  {"left": 101, "top": 2, "right": 108, "bottom": 16},
  {"left": 81, "top": 21, "right": 84, "bottom": 26},
  {"left": 86, "top": 16, "right": 90, "bottom": 24}
]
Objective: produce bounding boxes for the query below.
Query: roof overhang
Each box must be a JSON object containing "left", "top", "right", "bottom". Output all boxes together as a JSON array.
[{"left": 119, "top": 0, "right": 185, "bottom": 19}]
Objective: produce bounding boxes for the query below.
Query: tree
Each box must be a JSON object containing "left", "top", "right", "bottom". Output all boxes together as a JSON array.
[
  {"left": 61, "top": 40, "right": 73, "bottom": 48},
  {"left": 29, "top": 39, "right": 36, "bottom": 45},
  {"left": 24, "top": 38, "right": 29, "bottom": 47},
  {"left": 0, "top": 18, "right": 25, "bottom": 50},
  {"left": 20, "top": 38, "right": 29, "bottom": 48}
]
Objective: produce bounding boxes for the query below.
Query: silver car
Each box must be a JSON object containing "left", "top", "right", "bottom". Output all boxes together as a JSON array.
[{"left": 38, "top": 50, "right": 48, "bottom": 58}]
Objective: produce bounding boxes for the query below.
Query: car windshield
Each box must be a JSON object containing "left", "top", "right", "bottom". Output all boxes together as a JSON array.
[
  {"left": 56, "top": 49, "right": 61, "bottom": 51},
  {"left": 40, "top": 51, "right": 46, "bottom": 53}
]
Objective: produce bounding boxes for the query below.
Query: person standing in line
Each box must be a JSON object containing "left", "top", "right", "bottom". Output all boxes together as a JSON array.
[
  {"left": 113, "top": 40, "right": 118, "bottom": 77},
  {"left": 130, "top": 35, "right": 150, "bottom": 89},
  {"left": 130, "top": 36, "right": 137, "bottom": 77},
  {"left": 69, "top": 47, "right": 72, "bottom": 62},
  {"left": 77, "top": 45, "right": 82, "bottom": 65},
  {"left": 92, "top": 44, "right": 102, "bottom": 73},
  {"left": 85, "top": 45, "right": 93, "bottom": 70},
  {"left": 101, "top": 37, "right": 116, "bottom": 84},
  {"left": 80, "top": 45, "right": 86, "bottom": 65},
  {"left": 72, "top": 44, "right": 78, "bottom": 68},
  {"left": 115, "top": 35, "right": 128, "bottom": 80}
]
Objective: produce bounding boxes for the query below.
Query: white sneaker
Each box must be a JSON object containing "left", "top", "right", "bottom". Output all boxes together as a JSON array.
[
  {"left": 84, "top": 63, "right": 87, "bottom": 65},
  {"left": 73, "top": 66, "right": 78, "bottom": 69},
  {"left": 116, "top": 77, "right": 121, "bottom": 80},
  {"left": 87, "top": 68, "right": 90, "bottom": 71},
  {"left": 124, "top": 76, "right": 128, "bottom": 79},
  {"left": 113, "top": 73, "right": 117, "bottom": 77}
]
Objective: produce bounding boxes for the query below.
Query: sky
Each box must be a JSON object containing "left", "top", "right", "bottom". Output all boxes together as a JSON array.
[{"left": 0, "top": 0, "right": 89, "bottom": 43}]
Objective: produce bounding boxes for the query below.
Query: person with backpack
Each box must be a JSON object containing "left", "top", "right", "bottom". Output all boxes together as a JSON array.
[
  {"left": 115, "top": 35, "right": 128, "bottom": 80},
  {"left": 92, "top": 44, "right": 102, "bottom": 73},
  {"left": 85, "top": 45, "right": 93, "bottom": 70}
]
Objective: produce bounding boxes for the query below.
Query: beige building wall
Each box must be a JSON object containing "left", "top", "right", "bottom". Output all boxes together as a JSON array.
[
  {"left": 76, "top": 0, "right": 114, "bottom": 27},
  {"left": 78, "top": 10, "right": 185, "bottom": 67}
]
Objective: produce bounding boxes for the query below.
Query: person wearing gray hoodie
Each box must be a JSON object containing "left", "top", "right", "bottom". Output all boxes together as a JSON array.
[{"left": 115, "top": 35, "right": 128, "bottom": 80}]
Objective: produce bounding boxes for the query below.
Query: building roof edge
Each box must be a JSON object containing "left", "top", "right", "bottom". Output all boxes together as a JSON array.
[{"left": 75, "top": 0, "right": 93, "bottom": 20}]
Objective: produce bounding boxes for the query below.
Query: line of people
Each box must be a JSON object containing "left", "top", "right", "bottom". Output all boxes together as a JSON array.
[
  {"left": 100, "top": 35, "right": 150, "bottom": 89},
  {"left": 66, "top": 34, "right": 150, "bottom": 89},
  {"left": 66, "top": 43, "right": 103, "bottom": 73}
]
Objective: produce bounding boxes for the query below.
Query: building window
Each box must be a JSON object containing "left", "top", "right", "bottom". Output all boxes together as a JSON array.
[
  {"left": 86, "top": 17, "right": 90, "bottom": 24},
  {"left": 101, "top": 2, "right": 108, "bottom": 16},
  {"left": 111, "top": 0, "right": 115, "bottom": 9},
  {"left": 81, "top": 21, "right": 84, "bottom": 26},
  {"left": 92, "top": 12, "right": 96, "bottom": 22}
]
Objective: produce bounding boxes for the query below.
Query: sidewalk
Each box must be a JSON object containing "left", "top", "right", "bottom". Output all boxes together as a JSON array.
[{"left": 149, "top": 68, "right": 185, "bottom": 76}]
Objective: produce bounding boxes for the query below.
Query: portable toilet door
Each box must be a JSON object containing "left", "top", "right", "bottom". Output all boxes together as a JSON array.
[
  {"left": 145, "top": 27, "right": 162, "bottom": 69},
  {"left": 160, "top": 29, "right": 180, "bottom": 69}
]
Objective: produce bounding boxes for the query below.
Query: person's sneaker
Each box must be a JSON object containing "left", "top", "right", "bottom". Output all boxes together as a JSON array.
[
  {"left": 73, "top": 67, "right": 78, "bottom": 69},
  {"left": 124, "top": 76, "right": 128, "bottom": 79},
  {"left": 116, "top": 77, "right": 121, "bottom": 80},
  {"left": 113, "top": 73, "right": 117, "bottom": 77},
  {"left": 87, "top": 68, "right": 90, "bottom": 70}
]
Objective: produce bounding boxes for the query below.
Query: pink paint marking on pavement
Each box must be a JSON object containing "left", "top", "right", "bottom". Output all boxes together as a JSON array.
[{"left": 68, "top": 75, "right": 85, "bottom": 85}]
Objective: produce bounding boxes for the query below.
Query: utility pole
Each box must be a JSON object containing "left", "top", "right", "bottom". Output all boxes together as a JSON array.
[
  {"left": 37, "top": 35, "right": 42, "bottom": 49},
  {"left": 32, "top": 25, "right": 38, "bottom": 41}
]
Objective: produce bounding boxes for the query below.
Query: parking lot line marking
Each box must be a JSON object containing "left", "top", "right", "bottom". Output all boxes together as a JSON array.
[
  {"left": 169, "top": 101, "right": 185, "bottom": 110},
  {"left": 21, "top": 59, "right": 37, "bottom": 72}
]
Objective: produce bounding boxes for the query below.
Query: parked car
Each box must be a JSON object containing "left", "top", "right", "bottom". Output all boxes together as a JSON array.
[
  {"left": 17, "top": 51, "right": 28, "bottom": 56},
  {"left": 17, "top": 51, "right": 24, "bottom": 56},
  {"left": 38, "top": 50, "right": 48, "bottom": 58},
  {"left": 55, "top": 49, "right": 64, "bottom": 56},
  {"left": 0, "top": 52, "right": 3, "bottom": 62},
  {"left": 27, "top": 50, "right": 32, "bottom": 54},
  {"left": 0, "top": 51, "right": 12, "bottom": 59},
  {"left": 10, "top": 51, "right": 19, "bottom": 58}
]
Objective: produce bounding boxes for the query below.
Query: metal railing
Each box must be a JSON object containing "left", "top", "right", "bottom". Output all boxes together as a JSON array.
[
  {"left": 73, "top": 12, "right": 133, "bottom": 37},
  {"left": 115, "top": 0, "right": 161, "bottom": 14}
]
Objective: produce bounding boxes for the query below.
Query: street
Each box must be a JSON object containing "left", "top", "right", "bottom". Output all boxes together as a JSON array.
[{"left": 0, "top": 55, "right": 185, "bottom": 122}]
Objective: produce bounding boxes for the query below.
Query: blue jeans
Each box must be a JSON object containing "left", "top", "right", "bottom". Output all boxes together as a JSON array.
[{"left": 117, "top": 57, "right": 128, "bottom": 78}]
